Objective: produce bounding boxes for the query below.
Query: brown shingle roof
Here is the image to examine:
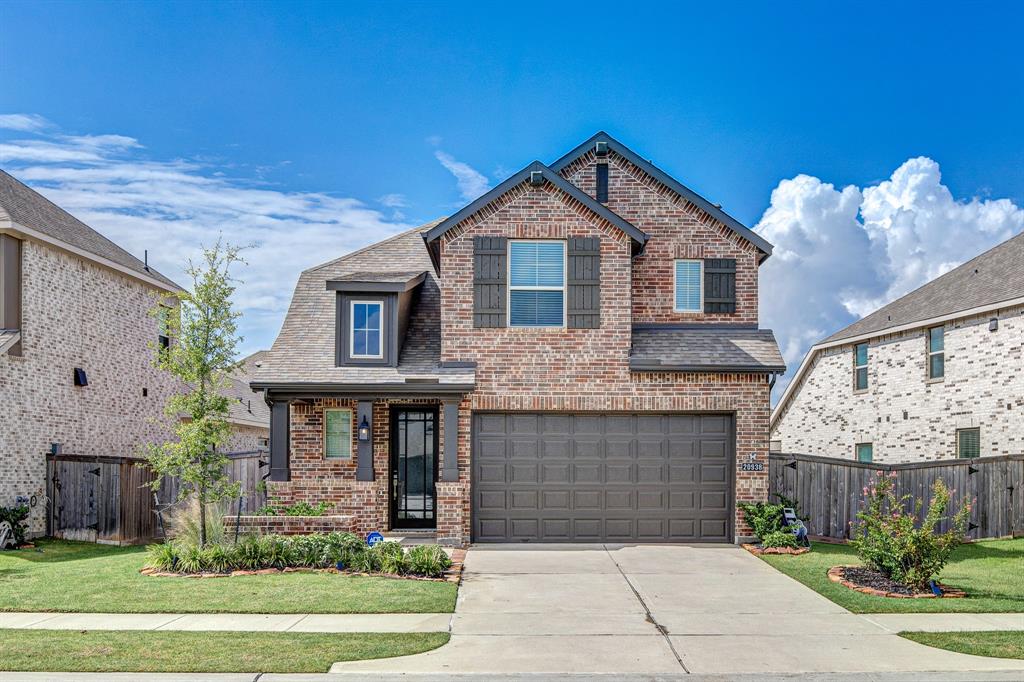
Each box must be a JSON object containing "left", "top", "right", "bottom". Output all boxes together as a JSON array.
[
  {"left": 824, "top": 231, "right": 1024, "bottom": 343},
  {"left": 253, "top": 221, "right": 473, "bottom": 387},
  {"left": 0, "top": 169, "right": 178, "bottom": 289},
  {"left": 630, "top": 327, "right": 786, "bottom": 373}
]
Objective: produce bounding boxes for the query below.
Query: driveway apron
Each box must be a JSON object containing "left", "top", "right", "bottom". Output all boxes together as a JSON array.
[{"left": 330, "top": 544, "right": 1024, "bottom": 675}]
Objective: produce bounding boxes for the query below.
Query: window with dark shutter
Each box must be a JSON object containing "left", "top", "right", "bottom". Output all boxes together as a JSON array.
[
  {"left": 703, "top": 258, "right": 736, "bottom": 314},
  {"left": 473, "top": 236, "right": 507, "bottom": 328},
  {"left": 568, "top": 237, "right": 600, "bottom": 328}
]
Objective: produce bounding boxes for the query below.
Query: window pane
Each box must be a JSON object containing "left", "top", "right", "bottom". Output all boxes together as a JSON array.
[
  {"left": 674, "top": 261, "right": 702, "bottom": 312},
  {"left": 509, "top": 290, "right": 564, "bottom": 326},
  {"left": 856, "top": 444, "right": 873, "bottom": 463},
  {"left": 353, "top": 303, "right": 367, "bottom": 329},
  {"left": 930, "top": 353, "right": 944, "bottom": 379},
  {"left": 856, "top": 367, "right": 868, "bottom": 390},
  {"left": 364, "top": 330, "right": 380, "bottom": 356},
  {"left": 325, "top": 409, "right": 352, "bottom": 458},
  {"left": 855, "top": 344, "right": 868, "bottom": 366},
  {"left": 929, "top": 326, "right": 944, "bottom": 352},
  {"left": 957, "top": 428, "right": 980, "bottom": 459},
  {"left": 365, "top": 303, "right": 381, "bottom": 330},
  {"left": 510, "top": 242, "right": 565, "bottom": 287},
  {"left": 353, "top": 330, "right": 367, "bottom": 356}
]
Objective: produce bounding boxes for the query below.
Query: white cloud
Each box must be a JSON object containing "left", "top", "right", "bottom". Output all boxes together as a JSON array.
[
  {"left": 377, "top": 193, "right": 407, "bottom": 208},
  {"left": 0, "top": 113, "right": 50, "bottom": 132},
  {"left": 0, "top": 120, "right": 412, "bottom": 355},
  {"left": 759, "top": 157, "right": 1024, "bottom": 401},
  {"left": 434, "top": 150, "right": 490, "bottom": 201}
]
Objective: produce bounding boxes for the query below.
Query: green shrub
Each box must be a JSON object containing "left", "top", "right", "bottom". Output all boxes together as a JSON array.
[
  {"left": 204, "top": 543, "right": 234, "bottom": 572},
  {"left": 255, "top": 500, "right": 333, "bottom": 517},
  {"left": 290, "top": 534, "right": 330, "bottom": 567},
  {"left": 261, "top": 535, "right": 293, "bottom": 568},
  {"left": 736, "top": 501, "right": 786, "bottom": 541},
  {"left": 235, "top": 534, "right": 269, "bottom": 569},
  {"left": 349, "top": 544, "right": 381, "bottom": 573},
  {"left": 851, "top": 472, "right": 971, "bottom": 591},
  {"left": 372, "top": 541, "right": 408, "bottom": 574},
  {"left": 176, "top": 543, "right": 205, "bottom": 573},
  {"left": 0, "top": 504, "right": 30, "bottom": 547},
  {"left": 760, "top": 529, "right": 800, "bottom": 549},
  {"left": 406, "top": 544, "right": 452, "bottom": 577},
  {"left": 145, "top": 542, "right": 178, "bottom": 571}
]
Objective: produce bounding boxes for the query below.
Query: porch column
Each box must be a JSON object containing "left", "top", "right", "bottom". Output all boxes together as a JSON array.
[
  {"left": 441, "top": 399, "right": 460, "bottom": 482},
  {"left": 268, "top": 398, "right": 290, "bottom": 481},
  {"left": 356, "top": 400, "right": 374, "bottom": 481}
]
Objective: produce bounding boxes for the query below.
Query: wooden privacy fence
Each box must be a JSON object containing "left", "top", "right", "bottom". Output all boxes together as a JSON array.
[
  {"left": 769, "top": 452, "right": 1024, "bottom": 541},
  {"left": 46, "top": 451, "right": 268, "bottom": 545}
]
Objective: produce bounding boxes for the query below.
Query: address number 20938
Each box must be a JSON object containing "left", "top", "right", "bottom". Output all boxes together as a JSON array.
[{"left": 739, "top": 462, "right": 765, "bottom": 472}]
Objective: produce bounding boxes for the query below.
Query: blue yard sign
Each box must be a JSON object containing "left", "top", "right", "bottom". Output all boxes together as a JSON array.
[{"left": 366, "top": 531, "right": 385, "bottom": 547}]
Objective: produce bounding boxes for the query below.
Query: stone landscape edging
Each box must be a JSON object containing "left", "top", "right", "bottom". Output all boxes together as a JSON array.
[
  {"left": 742, "top": 543, "right": 810, "bottom": 556},
  {"left": 827, "top": 565, "right": 966, "bottom": 599}
]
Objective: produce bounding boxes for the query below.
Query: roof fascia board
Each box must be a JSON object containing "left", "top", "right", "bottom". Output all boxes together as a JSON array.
[
  {"left": 1, "top": 221, "right": 180, "bottom": 293},
  {"left": 326, "top": 271, "right": 426, "bottom": 293},
  {"left": 423, "top": 161, "right": 647, "bottom": 248},
  {"left": 550, "top": 131, "right": 774, "bottom": 261},
  {"left": 630, "top": 360, "right": 784, "bottom": 373},
  {"left": 770, "top": 293, "right": 1024, "bottom": 426},
  {"left": 254, "top": 382, "right": 476, "bottom": 398}
]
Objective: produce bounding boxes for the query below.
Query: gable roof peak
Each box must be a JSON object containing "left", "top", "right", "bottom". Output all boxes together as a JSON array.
[{"left": 551, "top": 131, "right": 774, "bottom": 262}]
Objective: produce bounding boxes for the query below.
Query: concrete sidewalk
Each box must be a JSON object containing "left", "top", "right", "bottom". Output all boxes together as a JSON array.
[
  {"left": 863, "top": 612, "right": 1024, "bottom": 632},
  {"left": 0, "top": 612, "right": 452, "bottom": 633}
]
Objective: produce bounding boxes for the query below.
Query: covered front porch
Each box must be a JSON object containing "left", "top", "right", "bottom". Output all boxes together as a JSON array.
[{"left": 259, "top": 384, "right": 473, "bottom": 546}]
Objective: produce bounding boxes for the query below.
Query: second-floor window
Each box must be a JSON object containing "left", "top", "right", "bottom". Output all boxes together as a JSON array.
[
  {"left": 854, "top": 343, "right": 868, "bottom": 391},
  {"left": 509, "top": 240, "right": 565, "bottom": 327},
  {"left": 927, "top": 326, "right": 944, "bottom": 379},
  {"left": 156, "top": 304, "right": 172, "bottom": 351},
  {"left": 350, "top": 301, "right": 383, "bottom": 358},
  {"left": 674, "top": 260, "right": 703, "bottom": 313}
]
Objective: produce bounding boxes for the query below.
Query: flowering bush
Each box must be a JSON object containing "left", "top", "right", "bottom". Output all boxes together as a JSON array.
[{"left": 850, "top": 472, "right": 971, "bottom": 591}]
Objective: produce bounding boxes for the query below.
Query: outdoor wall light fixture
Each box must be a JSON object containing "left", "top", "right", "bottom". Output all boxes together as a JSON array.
[
  {"left": 989, "top": 318, "right": 999, "bottom": 332},
  {"left": 358, "top": 415, "right": 370, "bottom": 441}
]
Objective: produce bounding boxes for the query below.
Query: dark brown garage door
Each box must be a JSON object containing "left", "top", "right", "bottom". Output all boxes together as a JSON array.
[{"left": 472, "top": 413, "right": 735, "bottom": 543}]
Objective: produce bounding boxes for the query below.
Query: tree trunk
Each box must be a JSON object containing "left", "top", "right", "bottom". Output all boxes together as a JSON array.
[{"left": 198, "top": 483, "right": 208, "bottom": 547}]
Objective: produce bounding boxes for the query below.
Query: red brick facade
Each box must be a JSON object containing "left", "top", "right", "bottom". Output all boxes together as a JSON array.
[{"left": 270, "top": 146, "right": 771, "bottom": 546}]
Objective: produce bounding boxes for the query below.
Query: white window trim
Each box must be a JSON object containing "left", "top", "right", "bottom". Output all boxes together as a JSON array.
[
  {"left": 927, "top": 326, "right": 944, "bottom": 380},
  {"left": 673, "top": 259, "right": 703, "bottom": 313},
  {"left": 507, "top": 239, "right": 567, "bottom": 329},
  {"left": 324, "top": 407, "right": 353, "bottom": 459},
  {"left": 349, "top": 300, "right": 384, "bottom": 359},
  {"left": 854, "top": 342, "right": 869, "bottom": 392}
]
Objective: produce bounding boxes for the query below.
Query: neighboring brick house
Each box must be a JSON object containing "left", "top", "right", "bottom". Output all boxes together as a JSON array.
[
  {"left": 220, "top": 350, "right": 271, "bottom": 454},
  {"left": 771, "top": 232, "right": 1024, "bottom": 464},
  {"left": 253, "top": 132, "right": 785, "bottom": 546},
  {"left": 0, "top": 169, "right": 182, "bottom": 537}
]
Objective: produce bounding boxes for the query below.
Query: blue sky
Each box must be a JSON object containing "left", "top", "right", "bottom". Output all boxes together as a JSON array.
[{"left": 2, "top": 1, "right": 1023, "bottom": 397}]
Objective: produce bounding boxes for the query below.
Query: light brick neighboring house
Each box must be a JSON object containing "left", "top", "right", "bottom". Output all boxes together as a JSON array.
[
  {"left": 771, "top": 232, "right": 1024, "bottom": 464},
  {"left": 0, "top": 169, "right": 182, "bottom": 536},
  {"left": 253, "top": 132, "right": 785, "bottom": 546}
]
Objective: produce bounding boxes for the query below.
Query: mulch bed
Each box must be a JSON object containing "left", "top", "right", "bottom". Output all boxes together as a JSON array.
[
  {"left": 827, "top": 565, "right": 966, "bottom": 599},
  {"left": 742, "top": 543, "right": 810, "bottom": 556},
  {"left": 139, "top": 548, "right": 467, "bottom": 584}
]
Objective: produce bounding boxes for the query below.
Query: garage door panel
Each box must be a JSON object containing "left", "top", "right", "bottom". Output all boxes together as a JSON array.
[{"left": 473, "top": 413, "right": 734, "bottom": 543}]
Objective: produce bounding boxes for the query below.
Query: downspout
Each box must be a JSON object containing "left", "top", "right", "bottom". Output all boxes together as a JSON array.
[{"left": 768, "top": 372, "right": 778, "bottom": 390}]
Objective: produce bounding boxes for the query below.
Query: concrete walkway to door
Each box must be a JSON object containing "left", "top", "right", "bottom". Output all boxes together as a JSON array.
[{"left": 330, "top": 544, "right": 1024, "bottom": 675}]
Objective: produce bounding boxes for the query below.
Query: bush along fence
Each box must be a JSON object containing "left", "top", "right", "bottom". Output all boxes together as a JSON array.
[
  {"left": 769, "top": 453, "right": 1024, "bottom": 541},
  {"left": 46, "top": 451, "right": 268, "bottom": 545}
]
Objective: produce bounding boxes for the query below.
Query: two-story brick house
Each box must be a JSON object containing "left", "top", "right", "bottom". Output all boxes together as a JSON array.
[
  {"left": 253, "top": 133, "right": 785, "bottom": 546},
  {"left": 0, "top": 169, "right": 184, "bottom": 536},
  {"left": 771, "top": 231, "right": 1024, "bottom": 463}
]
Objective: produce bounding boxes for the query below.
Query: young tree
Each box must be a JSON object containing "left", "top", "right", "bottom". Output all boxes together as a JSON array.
[{"left": 145, "top": 241, "right": 246, "bottom": 546}]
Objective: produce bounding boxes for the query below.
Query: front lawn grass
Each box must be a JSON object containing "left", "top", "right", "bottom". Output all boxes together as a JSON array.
[
  {"left": 0, "top": 629, "right": 449, "bottom": 672},
  {"left": 901, "top": 631, "right": 1024, "bottom": 660},
  {"left": 760, "top": 538, "right": 1024, "bottom": 613},
  {"left": 0, "top": 540, "right": 457, "bottom": 614}
]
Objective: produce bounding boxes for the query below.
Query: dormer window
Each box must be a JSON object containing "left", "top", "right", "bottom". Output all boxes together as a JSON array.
[{"left": 350, "top": 301, "right": 383, "bottom": 359}]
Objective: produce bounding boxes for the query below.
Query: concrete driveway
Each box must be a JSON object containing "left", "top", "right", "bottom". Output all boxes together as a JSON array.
[{"left": 331, "top": 544, "right": 1024, "bottom": 675}]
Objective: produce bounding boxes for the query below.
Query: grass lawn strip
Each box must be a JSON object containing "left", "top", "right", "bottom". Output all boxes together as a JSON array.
[
  {"left": 900, "top": 631, "right": 1024, "bottom": 660},
  {"left": 0, "top": 540, "right": 457, "bottom": 614},
  {"left": 759, "top": 538, "right": 1024, "bottom": 613},
  {"left": 0, "top": 629, "right": 449, "bottom": 672}
]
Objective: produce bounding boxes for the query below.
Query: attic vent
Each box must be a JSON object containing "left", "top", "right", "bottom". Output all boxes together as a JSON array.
[
  {"left": 594, "top": 140, "right": 609, "bottom": 157},
  {"left": 596, "top": 164, "right": 609, "bottom": 203},
  {"left": 990, "top": 318, "right": 999, "bottom": 331},
  {"left": 529, "top": 170, "right": 544, "bottom": 186}
]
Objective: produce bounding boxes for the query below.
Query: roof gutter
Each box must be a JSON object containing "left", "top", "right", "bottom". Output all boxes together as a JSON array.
[
  {"left": 251, "top": 381, "right": 476, "bottom": 398},
  {"left": 771, "top": 294, "right": 1024, "bottom": 428},
  {"left": 629, "top": 360, "right": 786, "bottom": 374}
]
